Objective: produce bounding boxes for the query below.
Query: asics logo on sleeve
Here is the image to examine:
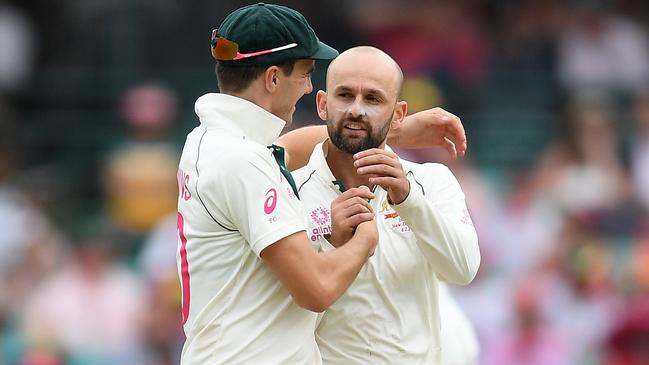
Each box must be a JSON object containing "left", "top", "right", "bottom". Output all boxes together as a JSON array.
[{"left": 264, "top": 188, "right": 278, "bottom": 214}]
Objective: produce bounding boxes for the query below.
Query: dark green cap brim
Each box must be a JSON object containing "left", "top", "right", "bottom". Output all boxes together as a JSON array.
[
  {"left": 215, "top": 3, "right": 339, "bottom": 66},
  {"left": 308, "top": 41, "right": 339, "bottom": 60}
]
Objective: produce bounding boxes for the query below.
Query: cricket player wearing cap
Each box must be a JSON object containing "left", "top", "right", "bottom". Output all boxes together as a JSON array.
[
  {"left": 292, "top": 46, "right": 480, "bottom": 364},
  {"left": 177, "top": 3, "right": 469, "bottom": 364},
  {"left": 177, "top": 4, "right": 380, "bottom": 363}
]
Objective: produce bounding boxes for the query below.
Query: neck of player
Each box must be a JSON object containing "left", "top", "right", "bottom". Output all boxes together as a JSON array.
[{"left": 324, "top": 140, "right": 373, "bottom": 192}]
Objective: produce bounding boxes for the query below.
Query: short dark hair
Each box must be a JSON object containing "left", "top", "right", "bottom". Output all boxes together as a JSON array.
[{"left": 215, "top": 60, "right": 297, "bottom": 94}]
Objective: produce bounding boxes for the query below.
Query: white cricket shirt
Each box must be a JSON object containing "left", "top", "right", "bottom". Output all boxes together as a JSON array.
[
  {"left": 176, "top": 93, "right": 319, "bottom": 364},
  {"left": 294, "top": 143, "right": 480, "bottom": 364}
]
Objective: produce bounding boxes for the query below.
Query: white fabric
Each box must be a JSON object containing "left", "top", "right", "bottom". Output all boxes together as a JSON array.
[
  {"left": 439, "top": 284, "right": 480, "bottom": 365},
  {"left": 294, "top": 143, "right": 480, "bottom": 364},
  {"left": 21, "top": 263, "right": 146, "bottom": 360},
  {"left": 177, "top": 93, "right": 318, "bottom": 364}
]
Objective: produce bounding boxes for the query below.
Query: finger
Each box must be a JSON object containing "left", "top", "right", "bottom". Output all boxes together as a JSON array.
[
  {"left": 340, "top": 201, "right": 373, "bottom": 217},
  {"left": 353, "top": 148, "right": 398, "bottom": 161},
  {"left": 335, "top": 186, "right": 374, "bottom": 202},
  {"left": 344, "top": 213, "right": 375, "bottom": 228},
  {"left": 368, "top": 176, "right": 406, "bottom": 190},
  {"left": 352, "top": 148, "right": 382, "bottom": 160},
  {"left": 357, "top": 164, "right": 403, "bottom": 178},
  {"left": 446, "top": 127, "right": 467, "bottom": 157},
  {"left": 444, "top": 117, "right": 467, "bottom": 156},
  {"left": 354, "top": 153, "right": 400, "bottom": 170},
  {"left": 443, "top": 137, "right": 457, "bottom": 160},
  {"left": 334, "top": 196, "right": 373, "bottom": 212},
  {"left": 339, "top": 196, "right": 373, "bottom": 213},
  {"left": 458, "top": 135, "right": 467, "bottom": 157}
]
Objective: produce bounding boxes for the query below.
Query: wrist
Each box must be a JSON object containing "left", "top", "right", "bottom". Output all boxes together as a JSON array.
[
  {"left": 388, "top": 180, "right": 411, "bottom": 205},
  {"left": 387, "top": 116, "right": 410, "bottom": 146}
]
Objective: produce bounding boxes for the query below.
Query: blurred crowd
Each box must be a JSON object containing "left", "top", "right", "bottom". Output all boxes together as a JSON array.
[{"left": 1, "top": 0, "right": 649, "bottom": 364}]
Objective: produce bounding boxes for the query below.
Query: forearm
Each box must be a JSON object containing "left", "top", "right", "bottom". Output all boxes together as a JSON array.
[
  {"left": 393, "top": 176, "right": 480, "bottom": 284},
  {"left": 386, "top": 113, "right": 430, "bottom": 148},
  {"left": 262, "top": 230, "right": 372, "bottom": 313}
]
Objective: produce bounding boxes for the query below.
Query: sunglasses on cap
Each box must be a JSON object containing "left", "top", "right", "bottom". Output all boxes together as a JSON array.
[{"left": 210, "top": 29, "right": 298, "bottom": 61}]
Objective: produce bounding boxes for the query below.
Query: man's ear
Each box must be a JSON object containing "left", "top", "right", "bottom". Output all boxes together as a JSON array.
[
  {"left": 264, "top": 66, "right": 280, "bottom": 92},
  {"left": 391, "top": 101, "right": 408, "bottom": 129},
  {"left": 316, "top": 90, "right": 328, "bottom": 121}
]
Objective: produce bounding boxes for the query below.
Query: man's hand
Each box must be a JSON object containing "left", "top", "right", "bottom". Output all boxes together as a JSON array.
[
  {"left": 387, "top": 107, "right": 467, "bottom": 159},
  {"left": 328, "top": 186, "right": 375, "bottom": 248},
  {"left": 354, "top": 148, "right": 410, "bottom": 205}
]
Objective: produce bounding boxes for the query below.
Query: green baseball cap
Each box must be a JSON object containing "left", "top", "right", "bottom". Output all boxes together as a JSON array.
[{"left": 213, "top": 3, "right": 339, "bottom": 66}]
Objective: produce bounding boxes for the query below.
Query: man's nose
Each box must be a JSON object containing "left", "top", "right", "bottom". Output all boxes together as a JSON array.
[{"left": 347, "top": 98, "right": 366, "bottom": 118}]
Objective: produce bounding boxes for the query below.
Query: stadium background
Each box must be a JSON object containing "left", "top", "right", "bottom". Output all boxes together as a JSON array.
[{"left": 1, "top": 0, "right": 649, "bottom": 364}]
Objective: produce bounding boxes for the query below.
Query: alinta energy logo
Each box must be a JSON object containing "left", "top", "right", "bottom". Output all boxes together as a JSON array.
[
  {"left": 310, "top": 206, "right": 329, "bottom": 225},
  {"left": 309, "top": 206, "right": 331, "bottom": 242}
]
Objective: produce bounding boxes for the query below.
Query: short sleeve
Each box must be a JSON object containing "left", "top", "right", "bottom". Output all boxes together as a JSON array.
[{"left": 201, "top": 147, "right": 306, "bottom": 257}]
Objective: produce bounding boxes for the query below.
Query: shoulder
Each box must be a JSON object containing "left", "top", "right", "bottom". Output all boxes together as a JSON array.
[
  {"left": 293, "top": 165, "right": 317, "bottom": 185},
  {"left": 200, "top": 138, "right": 275, "bottom": 180},
  {"left": 401, "top": 159, "right": 456, "bottom": 182},
  {"left": 401, "top": 159, "right": 464, "bottom": 197}
]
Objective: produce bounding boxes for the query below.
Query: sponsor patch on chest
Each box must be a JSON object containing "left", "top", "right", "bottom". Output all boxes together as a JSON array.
[{"left": 309, "top": 206, "right": 332, "bottom": 241}]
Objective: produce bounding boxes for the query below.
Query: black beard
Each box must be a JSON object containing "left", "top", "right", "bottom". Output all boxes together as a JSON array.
[{"left": 327, "top": 114, "right": 392, "bottom": 154}]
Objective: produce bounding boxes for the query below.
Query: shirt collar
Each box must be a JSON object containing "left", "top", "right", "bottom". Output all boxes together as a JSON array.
[
  {"left": 306, "top": 141, "right": 337, "bottom": 187},
  {"left": 305, "top": 142, "right": 410, "bottom": 192},
  {"left": 194, "top": 93, "right": 286, "bottom": 145}
]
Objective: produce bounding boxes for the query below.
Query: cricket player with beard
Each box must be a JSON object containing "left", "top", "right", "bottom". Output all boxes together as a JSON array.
[
  {"left": 176, "top": 4, "right": 471, "bottom": 364},
  {"left": 292, "top": 46, "right": 481, "bottom": 364}
]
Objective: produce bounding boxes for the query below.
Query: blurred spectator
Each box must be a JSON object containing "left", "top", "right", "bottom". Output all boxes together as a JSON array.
[
  {"left": 0, "top": 103, "right": 68, "bottom": 337},
  {"left": 631, "top": 90, "right": 649, "bottom": 212},
  {"left": 484, "top": 276, "right": 570, "bottom": 365},
  {"left": 494, "top": 0, "right": 564, "bottom": 71},
  {"left": 542, "top": 221, "right": 622, "bottom": 364},
  {"left": 141, "top": 269, "right": 183, "bottom": 365},
  {"left": 557, "top": 1, "right": 649, "bottom": 92},
  {"left": 102, "top": 83, "right": 179, "bottom": 252},
  {"left": 138, "top": 213, "right": 177, "bottom": 285},
  {"left": 19, "top": 237, "right": 148, "bottom": 364},
  {"left": 348, "top": 0, "right": 488, "bottom": 87},
  {"left": 604, "top": 295, "right": 649, "bottom": 364},
  {"left": 0, "top": 2, "right": 35, "bottom": 93},
  {"left": 483, "top": 166, "right": 563, "bottom": 277},
  {"left": 535, "top": 91, "right": 629, "bottom": 219},
  {"left": 137, "top": 215, "right": 187, "bottom": 364},
  {"left": 630, "top": 222, "right": 649, "bottom": 293}
]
